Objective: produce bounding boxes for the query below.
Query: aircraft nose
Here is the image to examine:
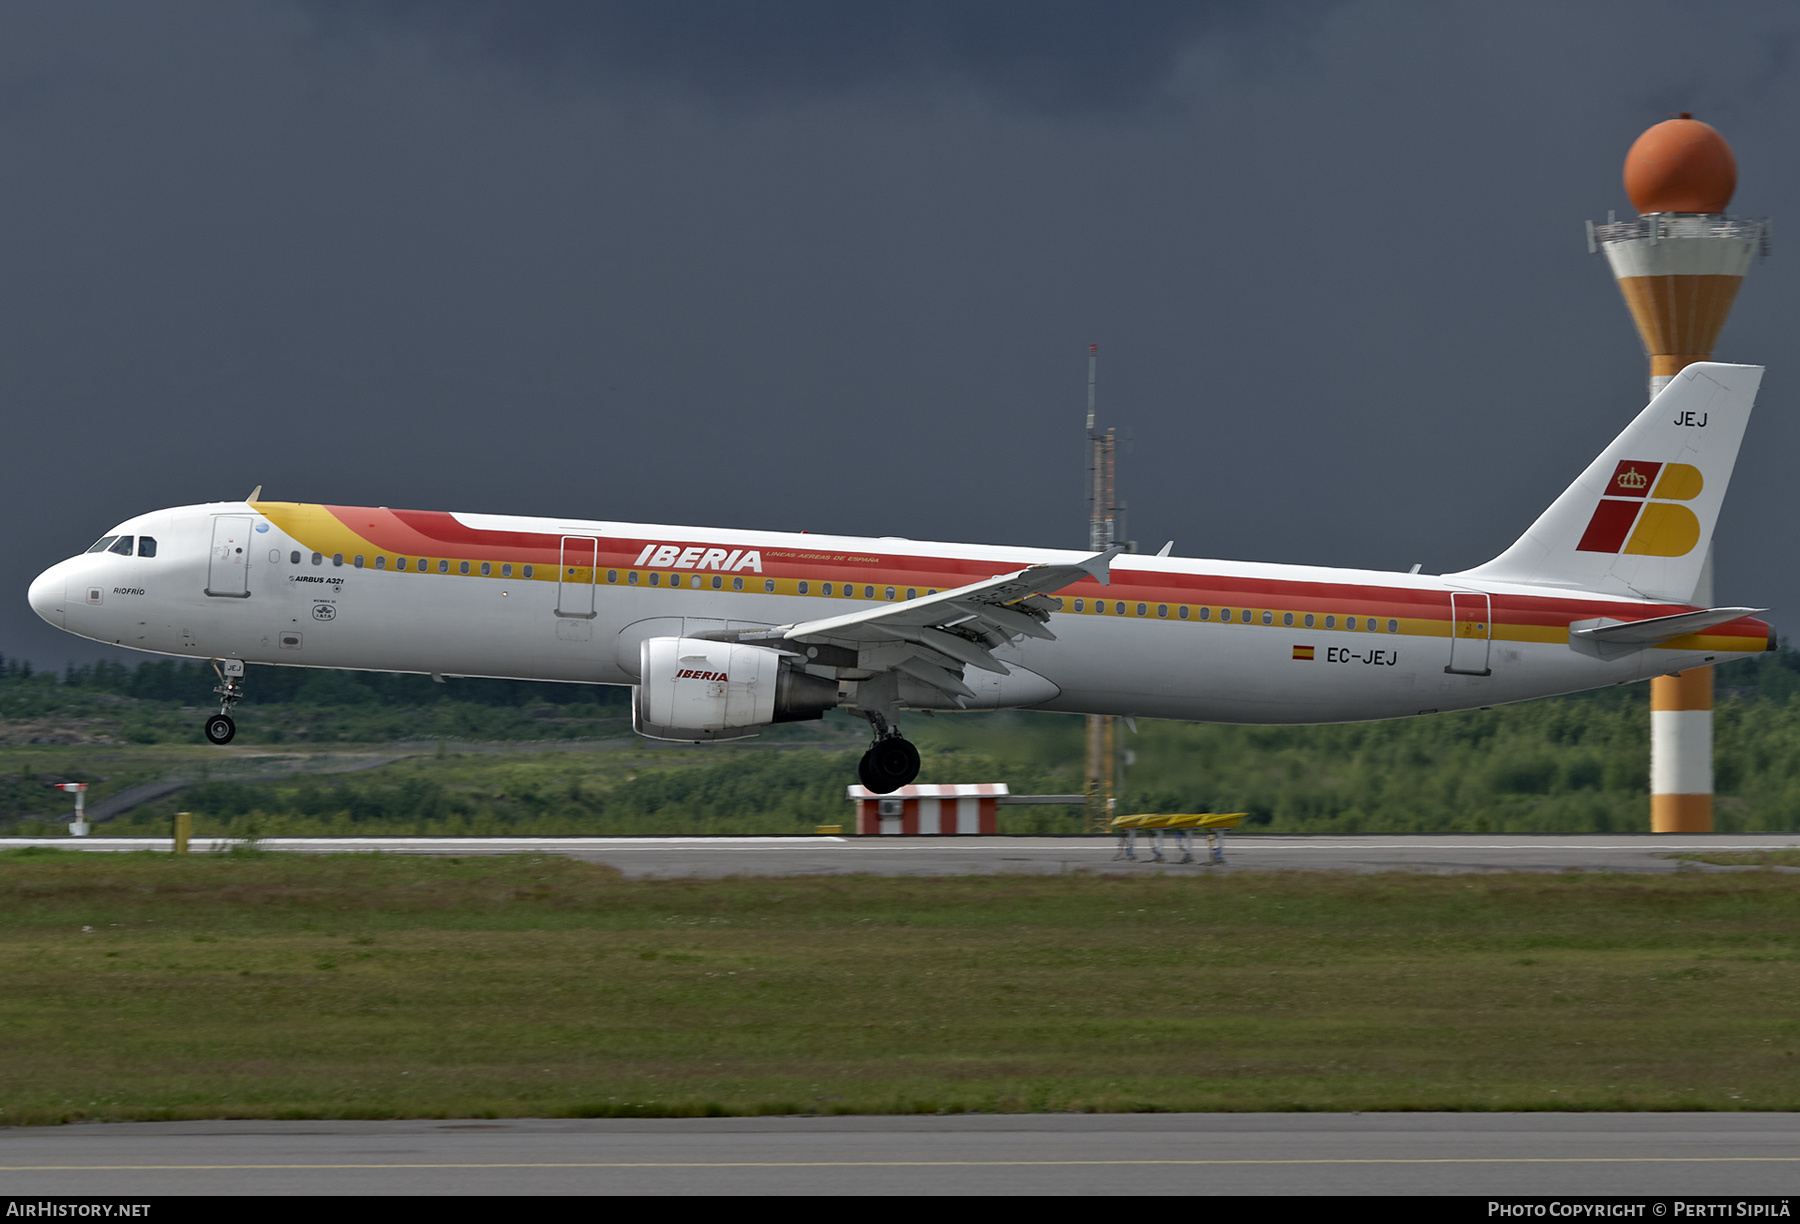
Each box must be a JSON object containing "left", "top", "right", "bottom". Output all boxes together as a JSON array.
[{"left": 28, "top": 565, "right": 66, "bottom": 629}]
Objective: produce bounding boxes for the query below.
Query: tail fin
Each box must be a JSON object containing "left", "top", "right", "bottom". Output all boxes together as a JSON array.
[{"left": 1449, "top": 362, "right": 1761, "bottom": 602}]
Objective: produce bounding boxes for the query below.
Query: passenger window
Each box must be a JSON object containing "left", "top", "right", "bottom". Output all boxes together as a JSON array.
[
  {"left": 437, "top": 560, "right": 448, "bottom": 574},
  {"left": 627, "top": 571, "right": 639, "bottom": 585},
  {"left": 1199, "top": 607, "right": 1210, "bottom": 621},
  {"left": 764, "top": 579, "right": 775, "bottom": 592},
  {"left": 1115, "top": 602, "right": 1126, "bottom": 616},
  {"left": 1347, "top": 617, "right": 1359, "bottom": 630},
  {"left": 712, "top": 575, "right": 723, "bottom": 589},
  {"left": 1073, "top": 599, "right": 1084, "bottom": 612},
  {"left": 732, "top": 576, "right": 743, "bottom": 591},
  {"left": 503, "top": 564, "right": 514, "bottom": 578},
  {"left": 291, "top": 551, "right": 302, "bottom": 565},
  {"left": 374, "top": 556, "right": 386, "bottom": 570},
  {"left": 1158, "top": 605, "right": 1168, "bottom": 619},
  {"left": 523, "top": 565, "right": 533, "bottom": 578},
  {"left": 1261, "top": 610, "right": 1273, "bottom": 625},
  {"left": 1388, "top": 619, "right": 1399, "bottom": 634},
  {"left": 885, "top": 587, "right": 896, "bottom": 601},
  {"left": 604, "top": 569, "right": 614, "bottom": 583},
  {"left": 1325, "top": 615, "right": 1336, "bottom": 628},
  {"left": 906, "top": 588, "right": 916, "bottom": 600},
  {"left": 333, "top": 554, "right": 344, "bottom": 567},
  {"left": 1097, "top": 601, "right": 1107, "bottom": 614},
  {"left": 354, "top": 555, "right": 365, "bottom": 568},
  {"left": 312, "top": 553, "right": 322, "bottom": 566},
  {"left": 268, "top": 549, "right": 280, "bottom": 564},
  {"left": 822, "top": 583, "right": 833, "bottom": 596},
  {"left": 108, "top": 536, "right": 134, "bottom": 556},
  {"left": 481, "top": 562, "right": 492, "bottom": 576},
  {"left": 648, "top": 572, "right": 660, "bottom": 586},
  {"left": 86, "top": 536, "right": 118, "bottom": 554},
  {"left": 458, "top": 561, "right": 470, "bottom": 575},
  {"left": 1283, "top": 612, "right": 1294, "bottom": 626},
  {"left": 1241, "top": 610, "right": 1252, "bottom": 623},
  {"left": 1179, "top": 606, "right": 1189, "bottom": 620},
  {"left": 798, "top": 581, "right": 809, "bottom": 594},
  {"left": 137, "top": 537, "right": 157, "bottom": 558},
  {"left": 1304, "top": 613, "right": 1314, "bottom": 627},
  {"left": 864, "top": 585, "right": 874, "bottom": 599},
  {"left": 1136, "top": 603, "right": 1147, "bottom": 617}
]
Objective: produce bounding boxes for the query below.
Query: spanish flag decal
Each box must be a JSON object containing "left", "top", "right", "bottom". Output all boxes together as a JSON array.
[{"left": 1293, "top": 645, "right": 1315, "bottom": 660}]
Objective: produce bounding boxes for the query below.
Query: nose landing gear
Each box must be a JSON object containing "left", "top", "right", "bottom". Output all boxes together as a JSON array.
[{"left": 205, "top": 659, "right": 245, "bottom": 746}]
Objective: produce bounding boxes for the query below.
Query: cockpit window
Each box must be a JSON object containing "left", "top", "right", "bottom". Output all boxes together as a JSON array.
[
  {"left": 137, "top": 537, "right": 157, "bottom": 558},
  {"left": 86, "top": 536, "right": 119, "bottom": 554},
  {"left": 107, "top": 536, "right": 135, "bottom": 556}
]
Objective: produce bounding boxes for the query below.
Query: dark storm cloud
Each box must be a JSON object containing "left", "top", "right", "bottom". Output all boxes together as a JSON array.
[
  {"left": 300, "top": 0, "right": 1301, "bottom": 111},
  {"left": 3, "top": 1, "right": 1800, "bottom": 673}
]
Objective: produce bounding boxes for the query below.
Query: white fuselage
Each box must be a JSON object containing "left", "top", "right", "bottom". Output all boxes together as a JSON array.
[{"left": 27, "top": 501, "right": 1772, "bottom": 726}]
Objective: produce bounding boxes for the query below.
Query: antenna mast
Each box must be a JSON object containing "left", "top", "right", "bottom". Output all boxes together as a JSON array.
[{"left": 1084, "top": 344, "right": 1120, "bottom": 832}]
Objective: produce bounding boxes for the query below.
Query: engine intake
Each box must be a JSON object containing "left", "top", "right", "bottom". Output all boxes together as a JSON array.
[{"left": 633, "top": 636, "right": 838, "bottom": 741}]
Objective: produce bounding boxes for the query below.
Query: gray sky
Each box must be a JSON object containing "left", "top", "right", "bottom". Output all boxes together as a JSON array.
[{"left": 4, "top": 1, "right": 1798, "bottom": 669}]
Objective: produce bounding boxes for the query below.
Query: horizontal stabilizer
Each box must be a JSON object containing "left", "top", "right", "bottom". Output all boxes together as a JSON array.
[
  {"left": 1568, "top": 606, "right": 1767, "bottom": 661},
  {"left": 1571, "top": 606, "right": 1766, "bottom": 646}
]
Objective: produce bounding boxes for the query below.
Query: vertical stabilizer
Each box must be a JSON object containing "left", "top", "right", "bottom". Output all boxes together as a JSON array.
[{"left": 1448, "top": 362, "right": 1761, "bottom": 602}]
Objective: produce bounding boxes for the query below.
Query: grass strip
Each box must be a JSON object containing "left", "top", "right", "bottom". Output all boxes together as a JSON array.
[{"left": 2, "top": 848, "right": 1798, "bottom": 1123}]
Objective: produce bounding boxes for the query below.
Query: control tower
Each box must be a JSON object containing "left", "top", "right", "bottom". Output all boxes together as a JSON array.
[{"left": 1587, "top": 115, "right": 1768, "bottom": 832}]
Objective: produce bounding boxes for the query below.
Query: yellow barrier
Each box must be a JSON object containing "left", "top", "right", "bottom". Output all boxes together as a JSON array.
[
  {"left": 1111, "top": 812, "right": 1245, "bottom": 830},
  {"left": 815, "top": 825, "right": 843, "bottom": 836},
  {"left": 174, "top": 811, "right": 191, "bottom": 856}
]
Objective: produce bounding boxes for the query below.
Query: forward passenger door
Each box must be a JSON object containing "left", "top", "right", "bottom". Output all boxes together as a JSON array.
[{"left": 205, "top": 516, "right": 252, "bottom": 598}]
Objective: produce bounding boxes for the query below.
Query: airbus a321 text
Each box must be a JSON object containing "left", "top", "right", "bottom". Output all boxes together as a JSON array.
[{"left": 29, "top": 364, "right": 1774, "bottom": 793}]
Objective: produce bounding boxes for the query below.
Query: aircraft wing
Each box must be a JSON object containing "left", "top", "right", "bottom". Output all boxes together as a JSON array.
[{"left": 740, "top": 547, "right": 1122, "bottom": 702}]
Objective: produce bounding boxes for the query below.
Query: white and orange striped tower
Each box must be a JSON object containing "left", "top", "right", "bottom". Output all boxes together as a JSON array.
[{"left": 1588, "top": 115, "right": 1767, "bottom": 832}]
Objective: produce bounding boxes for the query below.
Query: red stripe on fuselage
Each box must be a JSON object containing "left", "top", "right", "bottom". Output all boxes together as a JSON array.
[{"left": 315, "top": 505, "right": 1767, "bottom": 641}]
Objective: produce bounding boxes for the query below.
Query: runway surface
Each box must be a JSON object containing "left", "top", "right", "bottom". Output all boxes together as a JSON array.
[
  {"left": 8, "top": 832, "right": 1798, "bottom": 876},
  {"left": 2, "top": 1113, "right": 1796, "bottom": 1196}
]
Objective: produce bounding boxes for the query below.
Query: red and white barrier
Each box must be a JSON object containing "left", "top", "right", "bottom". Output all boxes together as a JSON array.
[{"left": 847, "top": 783, "right": 1007, "bottom": 836}]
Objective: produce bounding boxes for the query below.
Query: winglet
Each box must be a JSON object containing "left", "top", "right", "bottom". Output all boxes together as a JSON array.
[
  {"left": 1077, "top": 546, "right": 1125, "bottom": 587},
  {"left": 246, "top": 485, "right": 263, "bottom": 503}
]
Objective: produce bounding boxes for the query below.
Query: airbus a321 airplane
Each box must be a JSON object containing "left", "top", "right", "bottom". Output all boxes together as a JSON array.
[{"left": 27, "top": 363, "right": 1774, "bottom": 793}]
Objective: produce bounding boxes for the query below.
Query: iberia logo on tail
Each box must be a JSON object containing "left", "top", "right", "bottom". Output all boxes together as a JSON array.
[{"left": 1576, "top": 460, "right": 1704, "bottom": 557}]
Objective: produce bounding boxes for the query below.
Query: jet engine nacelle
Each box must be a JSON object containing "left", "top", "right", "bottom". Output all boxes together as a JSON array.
[{"left": 632, "top": 636, "right": 839, "bottom": 742}]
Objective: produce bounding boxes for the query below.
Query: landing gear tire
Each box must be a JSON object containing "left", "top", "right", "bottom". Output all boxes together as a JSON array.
[
  {"left": 204, "top": 714, "right": 236, "bottom": 746},
  {"left": 859, "top": 736, "right": 920, "bottom": 794}
]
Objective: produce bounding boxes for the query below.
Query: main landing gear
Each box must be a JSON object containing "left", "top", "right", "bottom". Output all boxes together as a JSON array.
[
  {"left": 857, "top": 712, "right": 920, "bottom": 794},
  {"left": 205, "top": 658, "right": 245, "bottom": 746}
]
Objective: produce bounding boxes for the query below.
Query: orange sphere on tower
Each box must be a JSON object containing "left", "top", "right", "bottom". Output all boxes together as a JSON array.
[{"left": 1623, "top": 115, "right": 1736, "bottom": 214}]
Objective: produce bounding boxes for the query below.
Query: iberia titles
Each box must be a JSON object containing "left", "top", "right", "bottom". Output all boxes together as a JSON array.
[{"left": 631, "top": 545, "right": 763, "bottom": 573}]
